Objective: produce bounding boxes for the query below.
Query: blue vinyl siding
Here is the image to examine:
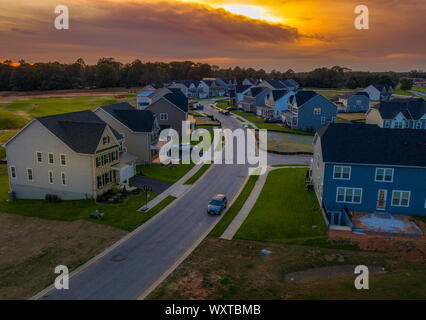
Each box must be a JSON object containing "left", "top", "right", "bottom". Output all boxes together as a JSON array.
[
  {"left": 322, "top": 163, "right": 426, "bottom": 216},
  {"left": 297, "top": 94, "right": 337, "bottom": 131}
]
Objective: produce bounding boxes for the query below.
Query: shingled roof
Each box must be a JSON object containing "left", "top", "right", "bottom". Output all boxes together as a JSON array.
[
  {"left": 317, "top": 123, "right": 426, "bottom": 167},
  {"left": 99, "top": 102, "right": 157, "bottom": 132},
  {"left": 235, "top": 84, "right": 252, "bottom": 93},
  {"left": 36, "top": 110, "right": 122, "bottom": 154},
  {"left": 163, "top": 88, "right": 188, "bottom": 112},
  {"left": 271, "top": 89, "right": 289, "bottom": 101},
  {"left": 376, "top": 98, "right": 425, "bottom": 120},
  {"left": 291, "top": 90, "right": 317, "bottom": 106}
]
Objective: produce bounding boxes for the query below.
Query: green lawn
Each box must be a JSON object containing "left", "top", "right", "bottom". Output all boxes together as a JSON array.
[
  {"left": 184, "top": 163, "right": 212, "bottom": 185},
  {"left": 264, "top": 132, "right": 314, "bottom": 153},
  {"left": 256, "top": 123, "right": 315, "bottom": 135},
  {"left": 0, "top": 95, "right": 136, "bottom": 130},
  {"left": 0, "top": 164, "right": 178, "bottom": 231},
  {"left": 137, "top": 163, "right": 195, "bottom": 183},
  {"left": 241, "top": 116, "right": 265, "bottom": 123},
  {"left": 210, "top": 175, "right": 258, "bottom": 237},
  {"left": 231, "top": 110, "right": 254, "bottom": 117},
  {"left": 235, "top": 168, "right": 327, "bottom": 242}
]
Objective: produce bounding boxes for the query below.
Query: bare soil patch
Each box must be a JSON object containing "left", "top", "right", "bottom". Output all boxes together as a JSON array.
[{"left": 0, "top": 213, "right": 127, "bottom": 299}]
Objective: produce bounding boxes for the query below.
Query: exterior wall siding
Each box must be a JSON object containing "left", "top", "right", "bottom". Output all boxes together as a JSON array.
[
  {"left": 297, "top": 94, "right": 337, "bottom": 131},
  {"left": 322, "top": 163, "right": 426, "bottom": 216},
  {"left": 146, "top": 98, "right": 186, "bottom": 135}
]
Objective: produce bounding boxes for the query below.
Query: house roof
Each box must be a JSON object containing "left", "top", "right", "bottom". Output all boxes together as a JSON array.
[
  {"left": 281, "top": 79, "right": 299, "bottom": 87},
  {"left": 292, "top": 90, "right": 317, "bottom": 106},
  {"left": 376, "top": 98, "right": 425, "bottom": 120},
  {"left": 271, "top": 89, "right": 288, "bottom": 101},
  {"left": 163, "top": 89, "right": 189, "bottom": 112},
  {"left": 262, "top": 79, "right": 286, "bottom": 89},
  {"left": 372, "top": 84, "right": 392, "bottom": 91},
  {"left": 317, "top": 123, "right": 426, "bottom": 167},
  {"left": 341, "top": 91, "right": 370, "bottom": 100},
  {"left": 99, "top": 102, "right": 157, "bottom": 132},
  {"left": 36, "top": 110, "right": 122, "bottom": 154},
  {"left": 250, "top": 87, "right": 268, "bottom": 97},
  {"left": 235, "top": 84, "right": 252, "bottom": 93}
]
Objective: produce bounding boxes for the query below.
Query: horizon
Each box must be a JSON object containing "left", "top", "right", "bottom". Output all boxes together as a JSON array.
[{"left": 0, "top": 0, "right": 425, "bottom": 72}]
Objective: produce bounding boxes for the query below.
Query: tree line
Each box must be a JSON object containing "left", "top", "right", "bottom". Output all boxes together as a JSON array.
[{"left": 0, "top": 58, "right": 423, "bottom": 91}]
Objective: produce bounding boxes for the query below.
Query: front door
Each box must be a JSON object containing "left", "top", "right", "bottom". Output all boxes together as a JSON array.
[{"left": 377, "top": 189, "right": 387, "bottom": 210}]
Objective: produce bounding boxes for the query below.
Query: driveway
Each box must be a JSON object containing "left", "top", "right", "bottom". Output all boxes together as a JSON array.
[{"left": 130, "top": 176, "right": 172, "bottom": 194}]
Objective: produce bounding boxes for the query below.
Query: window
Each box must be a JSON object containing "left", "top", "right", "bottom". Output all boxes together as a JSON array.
[
  {"left": 333, "top": 166, "right": 351, "bottom": 180},
  {"left": 103, "top": 136, "right": 110, "bottom": 145},
  {"left": 48, "top": 170, "right": 54, "bottom": 184},
  {"left": 404, "top": 121, "right": 409, "bottom": 128},
  {"left": 375, "top": 168, "right": 393, "bottom": 182},
  {"left": 96, "top": 156, "right": 102, "bottom": 168},
  {"left": 48, "top": 153, "right": 54, "bottom": 164},
  {"left": 61, "top": 172, "right": 66, "bottom": 185},
  {"left": 313, "top": 108, "right": 321, "bottom": 115},
  {"left": 416, "top": 121, "right": 422, "bottom": 129},
  {"left": 394, "top": 121, "right": 403, "bottom": 128},
  {"left": 36, "top": 151, "right": 42, "bottom": 163},
  {"left": 27, "top": 168, "right": 33, "bottom": 181},
  {"left": 160, "top": 113, "right": 168, "bottom": 120},
  {"left": 391, "top": 190, "right": 410, "bottom": 207},
  {"left": 336, "top": 187, "right": 362, "bottom": 204},
  {"left": 60, "top": 154, "right": 67, "bottom": 166},
  {"left": 321, "top": 116, "right": 326, "bottom": 124},
  {"left": 10, "top": 166, "right": 16, "bottom": 179},
  {"left": 332, "top": 116, "right": 336, "bottom": 123},
  {"left": 97, "top": 176, "right": 103, "bottom": 189},
  {"left": 384, "top": 120, "right": 390, "bottom": 128}
]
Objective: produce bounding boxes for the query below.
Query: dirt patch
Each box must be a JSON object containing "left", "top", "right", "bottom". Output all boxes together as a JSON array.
[
  {"left": 12, "top": 110, "right": 32, "bottom": 121},
  {"left": 284, "top": 264, "right": 386, "bottom": 283},
  {"left": 329, "top": 226, "right": 426, "bottom": 263},
  {"left": 0, "top": 213, "right": 127, "bottom": 299}
]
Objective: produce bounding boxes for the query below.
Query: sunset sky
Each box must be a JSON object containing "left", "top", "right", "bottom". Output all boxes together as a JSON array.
[{"left": 0, "top": 0, "right": 425, "bottom": 71}]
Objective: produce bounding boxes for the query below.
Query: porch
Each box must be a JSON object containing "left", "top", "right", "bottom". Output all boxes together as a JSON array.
[{"left": 112, "top": 152, "right": 138, "bottom": 185}]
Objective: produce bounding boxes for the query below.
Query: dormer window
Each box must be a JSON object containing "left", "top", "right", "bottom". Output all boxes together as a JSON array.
[{"left": 103, "top": 136, "right": 110, "bottom": 145}]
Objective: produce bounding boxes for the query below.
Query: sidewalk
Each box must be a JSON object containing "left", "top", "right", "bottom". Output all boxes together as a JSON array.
[{"left": 137, "top": 162, "right": 208, "bottom": 211}]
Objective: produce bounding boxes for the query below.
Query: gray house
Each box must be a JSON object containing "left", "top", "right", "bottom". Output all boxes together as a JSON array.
[
  {"left": 281, "top": 90, "right": 337, "bottom": 131},
  {"left": 338, "top": 92, "right": 370, "bottom": 112},
  {"left": 240, "top": 87, "right": 271, "bottom": 113},
  {"left": 366, "top": 98, "right": 426, "bottom": 129},
  {"left": 94, "top": 102, "right": 161, "bottom": 164},
  {"left": 363, "top": 84, "right": 393, "bottom": 101},
  {"left": 5, "top": 110, "right": 137, "bottom": 200}
]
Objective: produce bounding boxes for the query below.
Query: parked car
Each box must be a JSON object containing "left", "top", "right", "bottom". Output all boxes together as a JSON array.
[
  {"left": 197, "top": 104, "right": 204, "bottom": 110},
  {"left": 223, "top": 111, "right": 230, "bottom": 116},
  {"left": 265, "top": 117, "right": 280, "bottom": 123},
  {"left": 218, "top": 109, "right": 224, "bottom": 114},
  {"left": 207, "top": 194, "right": 228, "bottom": 215}
]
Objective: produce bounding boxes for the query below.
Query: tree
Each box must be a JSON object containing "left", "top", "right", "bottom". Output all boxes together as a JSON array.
[
  {"left": 400, "top": 78, "right": 413, "bottom": 91},
  {"left": 96, "top": 63, "right": 117, "bottom": 88}
]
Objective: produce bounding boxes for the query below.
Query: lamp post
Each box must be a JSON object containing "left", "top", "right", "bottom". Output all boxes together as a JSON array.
[{"left": 141, "top": 185, "right": 152, "bottom": 211}]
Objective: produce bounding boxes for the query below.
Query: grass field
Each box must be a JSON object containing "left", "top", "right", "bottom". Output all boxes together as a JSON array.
[
  {"left": 137, "top": 163, "right": 195, "bottom": 183},
  {"left": 241, "top": 116, "right": 265, "bottom": 123},
  {"left": 256, "top": 123, "right": 315, "bottom": 135},
  {"left": 264, "top": 132, "right": 313, "bottom": 153},
  {"left": 0, "top": 95, "right": 136, "bottom": 130},
  {"left": 235, "top": 168, "right": 326, "bottom": 242},
  {"left": 337, "top": 112, "right": 366, "bottom": 122},
  {"left": 210, "top": 175, "right": 259, "bottom": 237}
]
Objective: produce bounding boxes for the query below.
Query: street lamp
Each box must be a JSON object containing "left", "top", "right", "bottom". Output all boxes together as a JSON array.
[{"left": 140, "top": 184, "right": 152, "bottom": 212}]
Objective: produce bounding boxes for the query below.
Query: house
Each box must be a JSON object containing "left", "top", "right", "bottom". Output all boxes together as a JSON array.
[
  {"left": 242, "top": 78, "right": 260, "bottom": 86},
  {"left": 137, "top": 86, "right": 170, "bottom": 109},
  {"left": 145, "top": 88, "right": 189, "bottom": 135},
  {"left": 215, "top": 78, "right": 237, "bottom": 93},
  {"left": 94, "top": 102, "right": 161, "bottom": 164},
  {"left": 311, "top": 123, "right": 426, "bottom": 226},
  {"left": 281, "top": 90, "right": 337, "bottom": 131},
  {"left": 363, "top": 84, "right": 393, "bottom": 101},
  {"left": 4, "top": 110, "right": 137, "bottom": 200},
  {"left": 279, "top": 79, "right": 300, "bottom": 91},
  {"left": 338, "top": 92, "right": 370, "bottom": 113},
  {"left": 169, "top": 80, "right": 199, "bottom": 98},
  {"left": 201, "top": 79, "right": 222, "bottom": 97},
  {"left": 240, "top": 87, "right": 270, "bottom": 113},
  {"left": 265, "top": 89, "right": 295, "bottom": 119},
  {"left": 235, "top": 85, "right": 253, "bottom": 109},
  {"left": 366, "top": 98, "right": 425, "bottom": 129},
  {"left": 258, "top": 78, "right": 287, "bottom": 90}
]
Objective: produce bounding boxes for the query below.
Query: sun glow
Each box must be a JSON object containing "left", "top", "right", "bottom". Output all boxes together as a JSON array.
[{"left": 218, "top": 4, "right": 287, "bottom": 24}]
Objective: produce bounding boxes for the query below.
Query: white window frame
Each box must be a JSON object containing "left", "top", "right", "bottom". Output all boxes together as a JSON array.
[
  {"left": 313, "top": 108, "right": 321, "bottom": 115},
  {"left": 333, "top": 165, "right": 351, "bottom": 180},
  {"left": 10, "top": 165, "right": 16, "bottom": 179},
  {"left": 48, "top": 152, "right": 54, "bottom": 164},
  {"left": 332, "top": 116, "right": 336, "bottom": 123},
  {"left": 60, "top": 154, "right": 67, "bottom": 166},
  {"left": 61, "top": 172, "right": 66, "bottom": 186},
  {"left": 336, "top": 187, "right": 362, "bottom": 204},
  {"left": 27, "top": 168, "right": 33, "bottom": 182},
  {"left": 160, "top": 113, "right": 168, "bottom": 121},
  {"left": 374, "top": 167, "right": 394, "bottom": 182},
  {"left": 384, "top": 120, "right": 390, "bottom": 128},
  {"left": 376, "top": 189, "right": 387, "bottom": 211},
  {"left": 391, "top": 190, "right": 410, "bottom": 207},
  {"left": 36, "top": 151, "right": 43, "bottom": 164},
  {"left": 103, "top": 136, "right": 110, "bottom": 145},
  {"left": 416, "top": 121, "right": 422, "bottom": 129},
  {"left": 48, "top": 170, "right": 54, "bottom": 184}
]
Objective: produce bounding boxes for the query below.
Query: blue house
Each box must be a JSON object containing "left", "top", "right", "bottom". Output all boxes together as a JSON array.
[
  {"left": 235, "top": 85, "right": 253, "bottom": 109},
  {"left": 338, "top": 92, "right": 370, "bottom": 113},
  {"left": 311, "top": 123, "right": 426, "bottom": 228},
  {"left": 282, "top": 90, "right": 337, "bottom": 132},
  {"left": 264, "top": 89, "right": 295, "bottom": 119}
]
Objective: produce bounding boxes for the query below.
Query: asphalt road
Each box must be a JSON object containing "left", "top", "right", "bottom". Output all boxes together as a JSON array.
[{"left": 40, "top": 100, "right": 311, "bottom": 300}]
